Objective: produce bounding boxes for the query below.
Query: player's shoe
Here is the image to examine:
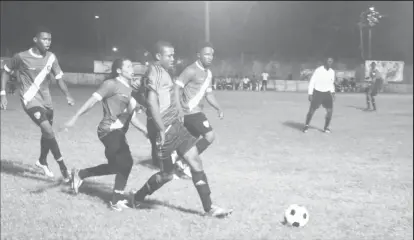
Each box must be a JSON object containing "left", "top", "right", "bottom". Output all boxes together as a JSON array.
[
  {"left": 60, "top": 168, "right": 71, "bottom": 183},
  {"left": 302, "top": 125, "right": 309, "bottom": 133},
  {"left": 35, "top": 160, "right": 54, "bottom": 178},
  {"left": 71, "top": 168, "right": 84, "bottom": 194},
  {"left": 323, "top": 127, "right": 331, "bottom": 133},
  {"left": 110, "top": 199, "right": 131, "bottom": 212},
  {"left": 205, "top": 205, "right": 233, "bottom": 218},
  {"left": 127, "top": 190, "right": 144, "bottom": 209}
]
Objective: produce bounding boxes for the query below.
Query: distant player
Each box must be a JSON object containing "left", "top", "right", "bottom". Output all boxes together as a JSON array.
[
  {"left": 0, "top": 26, "right": 74, "bottom": 181},
  {"left": 174, "top": 42, "right": 224, "bottom": 178},
  {"left": 130, "top": 41, "right": 232, "bottom": 218},
  {"left": 261, "top": 71, "right": 269, "bottom": 91},
  {"left": 365, "top": 62, "right": 383, "bottom": 111},
  {"left": 62, "top": 58, "right": 148, "bottom": 211},
  {"left": 302, "top": 57, "right": 335, "bottom": 133}
]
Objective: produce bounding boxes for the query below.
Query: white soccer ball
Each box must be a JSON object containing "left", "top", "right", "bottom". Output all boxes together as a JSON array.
[{"left": 284, "top": 204, "right": 309, "bottom": 227}]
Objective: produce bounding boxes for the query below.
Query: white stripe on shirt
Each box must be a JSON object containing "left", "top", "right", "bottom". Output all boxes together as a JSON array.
[{"left": 308, "top": 66, "right": 335, "bottom": 95}]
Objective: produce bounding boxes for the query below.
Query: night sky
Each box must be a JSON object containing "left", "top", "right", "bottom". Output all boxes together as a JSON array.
[{"left": 1, "top": 1, "right": 413, "bottom": 62}]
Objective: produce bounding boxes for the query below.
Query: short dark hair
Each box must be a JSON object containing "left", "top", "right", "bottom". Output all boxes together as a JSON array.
[
  {"left": 197, "top": 41, "right": 214, "bottom": 53},
  {"left": 152, "top": 41, "right": 174, "bottom": 58},
  {"left": 105, "top": 57, "right": 130, "bottom": 80},
  {"left": 34, "top": 26, "right": 52, "bottom": 37}
]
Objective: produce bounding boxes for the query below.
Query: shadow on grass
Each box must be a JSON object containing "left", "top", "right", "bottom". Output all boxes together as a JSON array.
[
  {"left": 133, "top": 156, "right": 159, "bottom": 171},
  {"left": 0, "top": 159, "right": 67, "bottom": 193},
  {"left": 282, "top": 121, "right": 322, "bottom": 132},
  {"left": 346, "top": 105, "right": 369, "bottom": 111}
]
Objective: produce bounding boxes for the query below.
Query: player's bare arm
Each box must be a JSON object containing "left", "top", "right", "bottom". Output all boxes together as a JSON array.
[
  {"left": 128, "top": 97, "right": 148, "bottom": 137},
  {"left": 205, "top": 92, "right": 224, "bottom": 119},
  {"left": 308, "top": 69, "right": 317, "bottom": 102},
  {"left": 0, "top": 71, "right": 11, "bottom": 109},
  {"left": 61, "top": 94, "right": 100, "bottom": 130},
  {"left": 56, "top": 78, "right": 75, "bottom": 106},
  {"left": 147, "top": 90, "right": 166, "bottom": 145}
]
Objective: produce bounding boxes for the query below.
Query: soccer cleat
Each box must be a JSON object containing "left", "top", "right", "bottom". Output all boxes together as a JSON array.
[
  {"left": 71, "top": 168, "right": 84, "bottom": 194},
  {"left": 323, "top": 128, "right": 331, "bottom": 133},
  {"left": 205, "top": 205, "right": 233, "bottom": 218},
  {"left": 127, "top": 191, "right": 144, "bottom": 209},
  {"left": 35, "top": 161, "right": 54, "bottom": 178},
  {"left": 302, "top": 125, "right": 309, "bottom": 133},
  {"left": 60, "top": 169, "right": 71, "bottom": 183},
  {"left": 110, "top": 199, "right": 131, "bottom": 212}
]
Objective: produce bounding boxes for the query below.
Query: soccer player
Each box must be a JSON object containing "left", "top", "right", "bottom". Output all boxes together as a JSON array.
[
  {"left": 261, "top": 71, "right": 269, "bottom": 91},
  {"left": 365, "top": 62, "right": 383, "bottom": 111},
  {"left": 130, "top": 41, "right": 232, "bottom": 218},
  {"left": 302, "top": 57, "right": 335, "bottom": 133},
  {"left": 174, "top": 42, "right": 223, "bottom": 178},
  {"left": 0, "top": 26, "right": 74, "bottom": 181},
  {"left": 62, "top": 58, "right": 148, "bottom": 211}
]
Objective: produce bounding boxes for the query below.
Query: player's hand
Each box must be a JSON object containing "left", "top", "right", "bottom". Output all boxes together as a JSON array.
[
  {"left": 60, "top": 116, "right": 78, "bottom": 132},
  {"left": 156, "top": 130, "right": 166, "bottom": 147},
  {"left": 66, "top": 95, "right": 75, "bottom": 106},
  {"left": 218, "top": 110, "right": 224, "bottom": 120},
  {"left": 308, "top": 95, "right": 313, "bottom": 102},
  {"left": 0, "top": 95, "right": 7, "bottom": 110},
  {"left": 331, "top": 92, "right": 336, "bottom": 101}
]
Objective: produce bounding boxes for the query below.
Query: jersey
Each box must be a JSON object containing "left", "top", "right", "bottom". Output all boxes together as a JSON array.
[
  {"left": 175, "top": 61, "right": 213, "bottom": 114},
  {"left": 93, "top": 78, "right": 137, "bottom": 139},
  {"left": 369, "top": 68, "right": 383, "bottom": 93},
  {"left": 146, "top": 63, "right": 179, "bottom": 127},
  {"left": 3, "top": 49, "right": 63, "bottom": 109}
]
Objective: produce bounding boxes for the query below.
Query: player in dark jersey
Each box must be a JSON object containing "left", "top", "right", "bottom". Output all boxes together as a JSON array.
[
  {"left": 0, "top": 26, "right": 74, "bottom": 182},
  {"left": 365, "top": 62, "right": 383, "bottom": 111},
  {"left": 129, "top": 41, "right": 232, "bottom": 218},
  {"left": 174, "top": 42, "right": 223, "bottom": 178},
  {"left": 61, "top": 58, "right": 148, "bottom": 211}
]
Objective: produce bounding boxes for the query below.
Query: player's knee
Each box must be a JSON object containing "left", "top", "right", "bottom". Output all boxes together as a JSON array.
[
  {"left": 203, "top": 131, "right": 215, "bottom": 143},
  {"left": 326, "top": 109, "right": 333, "bottom": 117},
  {"left": 183, "top": 147, "right": 203, "bottom": 172},
  {"left": 40, "top": 122, "right": 55, "bottom": 139},
  {"left": 156, "top": 171, "right": 174, "bottom": 183}
]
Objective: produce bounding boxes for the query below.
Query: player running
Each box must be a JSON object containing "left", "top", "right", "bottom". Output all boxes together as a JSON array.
[
  {"left": 61, "top": 58, "right": 148, "bottom": 211},
  {"left": 173, "top": 42, "right": 224, "bottom": 178},
  {"left": 129, "top": 41, "right": 232, "bottom": 218},
  {"left": 302, "top": 57, "right": 336, "bottom": 133},
  {"left": 365, "top": 62, "right": 383, "bottom": 111},
  {"left": 0, "top": 26, "right": 74, "bottom": 182}
]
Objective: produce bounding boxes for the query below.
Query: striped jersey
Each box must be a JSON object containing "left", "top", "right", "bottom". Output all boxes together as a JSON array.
[
  {"left": 93, "top": 78, "right": 138, "bottom": 139},
  {"left": 3, "top": 48, "right": 64, "bottom": 109},
  {"left": 145, "top": 63, "right": 179, "bottom": 127},
  {"left": 175, "top": 61, "right": 213, "bottom": 114}
]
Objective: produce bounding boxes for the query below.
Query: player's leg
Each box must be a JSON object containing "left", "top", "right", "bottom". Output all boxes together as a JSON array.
[
  {"left": 176, "top": 129, "right": 232, "bottom": 217},
  {"left": 371, "top": 92, "right": 377, "bottom": 111},
  {"left": 147, "top": 118, "right": 160, "bottom": 167},
  {"left": 183, "top": 112, "right": 215, "bottom": 155},
  {"left": 303, "top": 92, "right": 321, "bottom": 132},
  {"left": 365, "top": 88, "right": 372, "bottom": 110},
  {"left": 71, "top": 130, "right": 123, "bottom": 194},
  {"left": 322, "top": 92, "right": 334, "bottom": 133}
]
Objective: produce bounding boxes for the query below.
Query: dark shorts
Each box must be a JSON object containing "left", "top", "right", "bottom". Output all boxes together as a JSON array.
[
  {"left": 147, "top": 118, "right": 197, "bottom": 171},
  {"left": 365, "top": 87, "right": 378, "bottom": 96},
  {"left": 262, "top": 80, "right": 267, "bottom": 87},
  {"left": 311, "top": 90, "right": 333, "bottom": 109},
  {"left": 24, "top": 106, "right": 54, "bottom": 126},
  {"left": 99, "top": 129, "right": 133, "bottom": 170},
  {"left": 183, "top": 112, "right": 213, "bottom": 138}
]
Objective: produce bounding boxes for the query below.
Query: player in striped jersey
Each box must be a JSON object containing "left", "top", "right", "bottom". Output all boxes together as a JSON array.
[
  {"left": 0, "top": 26, "right": 74, "bottom": 182},
  {"left": 174, "top": 42, "right": 223, "bottom": 178},
  {"left": 61, "top": 58, "right": 148, "bottom": 211},
  {"left": 130, "top": 41, "right": 232, "bottom": 218}
]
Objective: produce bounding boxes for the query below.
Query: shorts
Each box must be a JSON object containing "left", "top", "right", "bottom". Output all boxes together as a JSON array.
[
  {"left": 365, "top": 87, "right": 378, "bottom": 96},
  {"left": 24, "top": 106, "right": 54, "bottom": 126},
  {"left": 310, "top": 90, "right": 333, "bottom": 109},
  {"left": 99, "top": 129, "right": 133, "bottom": 171},
  {"left": 183, "top": 112, "right": 213, "bottom": 138},
  {"left": 262, "top": 80, "right": 267, "bottom": 87},
  {"left": 147, "top": 118, "right": 197, "bottom": 172}
]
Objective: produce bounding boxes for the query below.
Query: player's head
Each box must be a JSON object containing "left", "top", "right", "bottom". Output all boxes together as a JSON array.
[
  {"left": 370, "top": 62, "right": 376, "bottom": 69},
  {"left": 111, "top": 58, "right": 134, "bottom": 82},
  {"left": 153, "top": 41, "right": 175, "bottom": 70},
  {"left": 197, "top": 42, "right": 214, "bottom": 68},
  {"left": 33, "top": 26, "right": 52, "bottom": 53},
  {"left": 325, "top": 57, "right": 334, "bottom": 68}
]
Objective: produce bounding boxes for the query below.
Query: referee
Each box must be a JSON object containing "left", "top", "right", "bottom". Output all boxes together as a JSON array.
[{"left": 303, "top": 57, "right": 336, "bottom": 133}]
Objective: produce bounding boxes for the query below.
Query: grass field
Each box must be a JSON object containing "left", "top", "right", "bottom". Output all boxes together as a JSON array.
[{"left": 1, "top": 87, "right": 413, "bottom": 240}]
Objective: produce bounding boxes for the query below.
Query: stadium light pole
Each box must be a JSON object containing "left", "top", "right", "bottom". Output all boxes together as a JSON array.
[{"left": 205, "top": 1, "right": 210, "bottom": 42}]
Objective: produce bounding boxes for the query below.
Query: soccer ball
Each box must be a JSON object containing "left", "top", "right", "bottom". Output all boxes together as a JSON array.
[{"left": 284, "top": 204, "right": 309, "bottom": 227}]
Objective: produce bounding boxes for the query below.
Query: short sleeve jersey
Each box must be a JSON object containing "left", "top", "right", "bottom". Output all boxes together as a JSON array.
[
  {"left": 369, "top": 68, "right": 383, "bottom": 92},
  {"left": 93, "top": 78, "right": 137, "bottom": 139},
  {"left": 145, "top": 63, "right": 179, "bottom": 127},
  {"left": 3, "top": 49, "right": 63, "bottom": 109},
  {"left": 175, "top": 61, "right": 213, "bottom": 114}
]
